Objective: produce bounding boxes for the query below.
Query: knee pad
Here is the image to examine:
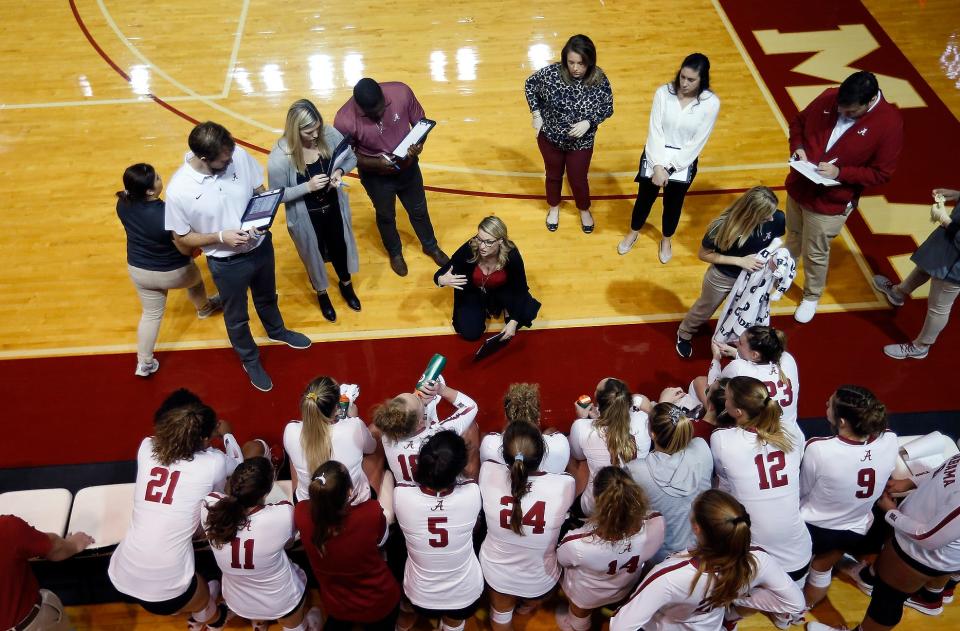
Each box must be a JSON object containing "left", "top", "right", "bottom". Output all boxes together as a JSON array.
[
  {"left": 441, "top": 621, "right": 466, "bottom": 631},
  {"left": 866, "top": 577, "right": 909, "bottom": 627},
  {"left": 490, "top": 607, "right": 514, "bottom": 625},
  {"left": 807, "top": 566, "right": 833, "bottom": 589}
]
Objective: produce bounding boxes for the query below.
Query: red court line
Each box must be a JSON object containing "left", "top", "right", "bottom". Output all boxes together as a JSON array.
[{"left": 68, "top": 0, "right": 782, "bottom": 202}]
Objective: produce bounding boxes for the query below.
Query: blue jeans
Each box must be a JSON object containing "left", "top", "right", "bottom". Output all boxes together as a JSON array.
[{"left": 207, "top": 232, "right": 286, "bottom": 365}]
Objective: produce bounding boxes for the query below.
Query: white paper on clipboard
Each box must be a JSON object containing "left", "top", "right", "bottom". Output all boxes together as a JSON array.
[
  {"left": 642, "top": 145, "right": 690, "bottom": 182},
  {"left": 392, "top": 118, "right": 436, "bottom": 158}
]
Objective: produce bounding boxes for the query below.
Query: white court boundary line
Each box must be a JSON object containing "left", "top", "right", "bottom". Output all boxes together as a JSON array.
[
  {"left": 710, "top": 0, "right": 886, "bottom": 310},
  {"left": 0, "top": 95, "right": 223, "bottom": 109}
]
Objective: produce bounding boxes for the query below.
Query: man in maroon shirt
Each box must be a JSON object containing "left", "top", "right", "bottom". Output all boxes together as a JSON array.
[
  {"left": 1, "top": 515, "right": 94, "bottom": 630},
  {"left": 785, "top": 71, "right": 903, "bottom": 323},
  {"left": 334, "top": 78, "right": 448, "bottom": 277}
]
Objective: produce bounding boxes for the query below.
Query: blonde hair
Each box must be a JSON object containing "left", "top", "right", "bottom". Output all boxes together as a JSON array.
[
  {"left": 283, "top": 99, "right": 331, "bottom": 175},
  {"left": 595, "top": 378, "right": 637, "bottom": 465},
  {"left": 300, "top": 376, "right": 340, "bottom": 474},
  {"left": 503, "top": 383, "right": 540, "bottom": 427},
  {"left": 467, "top": 216, "right": 516, "bottom": 269},
  {"left": 727, "top": 376, "right": 793, "bottom": 452},
  {"left": 705, "top": 186, "right": 779, "bottom": 251},
  {"left": 649, "top": 403, "right": 695, "bottom": 455},
  {"left": 373, "top": 397, "right": 419, "bottom": 442}
]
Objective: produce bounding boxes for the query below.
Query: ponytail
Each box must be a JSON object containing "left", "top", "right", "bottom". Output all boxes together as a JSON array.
[
  {"left": 205, "top": 457, "right": 273, "bottom": 547},
  {"left": 300, "top": 376, "right": 339, "bottom": 474},
  {"left": 726, "top": 377, "right": 792, "bottom": 452},
  {"left": 307, "top": 460, "right": 352, "bottom": 555},
  {"left": 595, "top": 378, "right": 637, "bottom": 465},
  {"left": 117, "top": 163, "right": 157, "bottom": 202},
  {"left": 591, "top": 467, "right": 648, "bottom": 541},
  {"left": 503, "top": 383, "right": 541, "bottom": 427},
  {"left": 649, "top": 403, "right": 695, "bottom": 455},
  {"left": 744, "top": 326, "right": 790, "bottom": 391},
  {"left": 691, "top": 489, "right": 758, "bottom": 608},
  {"left": 152, "top": 401, "right": 218, "bottom": 466},
  {"left": 832, "top": 385, "right": 887, "bottom": 438},
  {"left": 502, "top": 421, "right": 545, "bottom": 535}
]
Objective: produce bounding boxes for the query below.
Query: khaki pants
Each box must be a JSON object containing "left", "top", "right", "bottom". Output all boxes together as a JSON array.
[
  {"left": 16, "top": 590, "right": 73, "bottom": 631},
  {"left": 898, "top": 267, "right": 960, "bottom": 345},
  {"left": 678, "top": 266, "right": 737, "bottom": 339},
  {"left": 785, "top": 196, "right": 850, "bottom": 301},
  {"left": 127, "top": 263, "right": 209, "bottom": 364}
]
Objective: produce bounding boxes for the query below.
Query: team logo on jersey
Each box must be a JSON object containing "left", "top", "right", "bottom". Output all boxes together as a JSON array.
[
  {"left": 857, "top": 127, "right": 868, "bottom": 136},
  {"left": 860, "top": 450, "right": 872, "bottom": 462},
  {"left": 404, "top": 440, "right": 416, "bottom": 449},
  {"left": 618, "top": 541, "right": 633, "bottom": 554},
  {"left": 431, "top": 498, "right": 445, "bottom": 511}
]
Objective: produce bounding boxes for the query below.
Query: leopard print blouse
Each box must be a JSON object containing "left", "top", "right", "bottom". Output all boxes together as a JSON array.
[{"left": 524, "top": 62, "right": 614, "bottom": 151}]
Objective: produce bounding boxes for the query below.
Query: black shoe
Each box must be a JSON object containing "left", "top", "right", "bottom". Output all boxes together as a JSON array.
[
  {"left": 676, "top": 335, "right": 693, "bottom": 359},
  {"left": 389, "top": 254, "right": 408, "bottom": 276},
  {"left": 338, "top": 282, "right": 362, "bottom": 311},
  {"left": 317, "top": 291, "right": 337, "bottom": 322},
  {"left": 424, "top": 247, "right": 450, "bottom": 267},
  {"left": 243, "top": 361, "right": 273, "bottom": 392},
  {"left": 580, "top": 209, "right": 595, "bottom": 234}
]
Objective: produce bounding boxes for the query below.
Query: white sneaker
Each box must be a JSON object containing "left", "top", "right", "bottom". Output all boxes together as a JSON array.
[
  {"left": 134, "top": 358, "right": 159, "bottom": 377},
  {"left": 804, "top": 623, "right": 845, "bottom": 631},
  {"left": 658, "top": 238, "right": 673, "bottom": 264},
  {"left": 305, "top": 607, "right": 324, "bottom": 631},
  {"left": 198, "top": 294, "right": 223, "bottom": 319},
  {"left": 883, "top": 342, "right": 929, "bottom": 360},
  {"left": 617, "top": 231, "right": 639, "bottom": 255},
  {"left": 794, "top": 299, "right": 819, "bottom": 323},
  {"left": 838, "top": 560, "right": 874, "bottom": 596}
]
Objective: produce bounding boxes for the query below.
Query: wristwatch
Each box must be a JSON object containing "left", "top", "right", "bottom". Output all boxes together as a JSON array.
[{"left": 666, "top": 166, "right": 677, "bottom": 176}]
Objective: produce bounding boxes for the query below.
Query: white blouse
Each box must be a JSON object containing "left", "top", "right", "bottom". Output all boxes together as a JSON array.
[{"left": 644, "top": 84, "right": 720, "bottom": 172}]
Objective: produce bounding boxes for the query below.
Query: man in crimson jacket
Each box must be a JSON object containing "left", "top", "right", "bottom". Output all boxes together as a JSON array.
[{"left": 785, "top": 71, "right": 903, "bottom": 323}]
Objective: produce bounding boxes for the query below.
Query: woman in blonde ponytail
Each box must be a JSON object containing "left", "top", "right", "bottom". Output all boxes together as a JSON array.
[
  {"left": 557, "top": 467, "right": 665, "bottom": 631},
  {"left": 282, "top": 375, "right": 378, "bottom": 502},
  {"left": 479, "top": 422, "right": 575, "bottom": 630},
  {"left": 610, "top": 489, "right": 804, "bottom": 630},
  {"left": 710, "top": 376, "right": 812, "bottom": 587}
]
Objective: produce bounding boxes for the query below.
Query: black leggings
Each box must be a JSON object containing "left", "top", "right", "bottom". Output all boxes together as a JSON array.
[
  {"left": 630, "top": 177, "right": 693, "bottom": 237},
  {"left": 324, "top": 606, "right": 399, "bottom": 631},
  {"left": 308, "top": 205, "right": 350, "bottom": 283}
]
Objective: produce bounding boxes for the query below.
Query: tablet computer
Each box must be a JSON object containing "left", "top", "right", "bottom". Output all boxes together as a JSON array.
[
  {"left": 392, "top": 118, "right": 437, "bottom": 158},
  {"left": 240, "top": 188, "right": 284, "bottom": 231}
]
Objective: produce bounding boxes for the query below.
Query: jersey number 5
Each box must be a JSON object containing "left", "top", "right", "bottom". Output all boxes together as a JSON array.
[
  {"left": 144, "top": 467, "right": 181, "bottom": 504},
  {"left": 754, "top": 451, "right": 788, "bottom": 490},
  {"left": 427, "top": 516, "right": 448, "bottom": 548}
]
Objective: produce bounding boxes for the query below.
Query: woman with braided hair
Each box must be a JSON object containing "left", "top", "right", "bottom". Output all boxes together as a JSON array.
[
  {"left": 799, "top": 386, "right": 898, "bottom": 608},
  {"left": 710, "top": 376, "right": 812, "bottom": 588},
  {"left": 556, "top": 467, "right": 664, "bottom": 631},
  {"left": 202, "top": 457, "right": 316, "bottom": 631},
  {"left": 610, "top": 489, "right": 804, "bottom": 630},
  {"left": 479, "top": 421, "right": 575, "bottom": 630}
]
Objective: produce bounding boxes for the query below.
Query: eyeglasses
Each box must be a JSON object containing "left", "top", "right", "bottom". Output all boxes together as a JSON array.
[{"left": 473, "top": 236, "right": 499, "bottom": 246}]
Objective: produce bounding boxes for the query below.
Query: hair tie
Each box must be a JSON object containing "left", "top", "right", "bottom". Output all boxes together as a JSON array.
[
  {"left": 665, "top": 404, "right": 684, "bottom": 426},
  {"left": 514, "top": 453, "right": 525, "bottom": 463},
  {"left": 305, "top": 392, "right": 319, "bottom": 402},
  {"left": 730, "top": 514, "right": 750, "bottom": 527},
  {"left": 313, "top": 473, "right": 326, "bottom": 485},
  {"left": 764, "top": 396, "right": 772, "bottom": 405}
]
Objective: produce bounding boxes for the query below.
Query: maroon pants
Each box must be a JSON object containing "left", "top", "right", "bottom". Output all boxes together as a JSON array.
[{"left": 537, "top": 133, "right": 593, "bottom": 210}]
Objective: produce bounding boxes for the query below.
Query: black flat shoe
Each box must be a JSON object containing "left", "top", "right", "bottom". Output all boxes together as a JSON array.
[
  {"left": 580, "top": 209, "right": 595, "bottom": 234},
  {"left": 338, "top": 281, "right": 362, "bottom": 311},
  {"left": 546, "top": 208, "right": 559, "bottom": 232},
  {"left": 317, "top": 291, "right": 337, "bottom": 322}
]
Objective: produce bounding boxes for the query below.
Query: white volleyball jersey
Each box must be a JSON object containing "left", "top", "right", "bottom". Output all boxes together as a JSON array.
[
  {"left": 610, "top": 548, "right": 804, "bottom": 631},
  {"left": 710, "top": 427, "right": 811, "bottom": 573},
  {"left": 394, "top": 480, "right": 483, "bottom": 609},
  {"left": 720, "top": 353, "right": 800, "bottom": 436},
  {"left": 558, "top": 514, "right": 665, "bottom": 610},
  {"left": 888, "top": 454, "right": 960, "bottom": 572},
  {"left": 478, "top": 462, "right": 576, "bottom": 597},
  {"left": 108, "top": 437, "right": 232, "bottom": 601},
  {"left": 479, "top": 430, "right": 570, "bottom": 474},
  {"left": 283, "top": 416, "right": 376, "bottom": 502},
  {"left": 568, "top": 397, "right": 651, "bottom": 515},
  {"left": 382, "top": 392, "right": 477, "bottom": 484},
  {"left": 200, "top": 495, "right": 305, "bottom": 620},
  {"left": 800, "top": 431, "right": 898, "bottom": 533}
]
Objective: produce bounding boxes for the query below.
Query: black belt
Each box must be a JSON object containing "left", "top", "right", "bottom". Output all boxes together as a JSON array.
[
  {"left": 12, "top": 593, "right": 42, "bottom": 631},
  {"left": 211, "top": 248, "right": 256, "bottom": 263}
]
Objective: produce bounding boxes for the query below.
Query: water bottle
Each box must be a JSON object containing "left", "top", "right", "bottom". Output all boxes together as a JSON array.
[
  {"left": 337, "top": 394, "right": 349, "bottom": 419},
  {"left": 417, "top": 353, "right": 447, "bottom": 390}
]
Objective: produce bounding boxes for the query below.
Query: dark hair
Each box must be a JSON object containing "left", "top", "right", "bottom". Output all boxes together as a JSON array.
[
  {"left": 707, "top": 378, "right": 735, "bottom": 427},
  {"left": 414, "top": 431, "right": 467, "bottom": 491},
  {"left": 831, "top": 385, "right": 887, "bottom": 438},
  {"left": 838, "top": 71, "right": 879, "bottom": 106},
  {"left": 153, "top": 388, "right": 204, "bottom": 425},
  {"left": 591, "top": 467, "right": 648, "bottom": 542},
  {"left": 151, "top": 401, "right": 218, "bottom": 466},
  {"left": 117, "top": 163, "right": 157, "bottom": 202},
  {"left": 188, "top": 121, "right": 235, "bottom": 161},
  {"left": 670, "top": 53, "right": 711, "bottom": 99},
  {"left": 353, "top": 77, "right": 384, "bottom": 114},
  {"left": 691, "top": 489, "right": 757, "bottom": 609},
  {"left": 204, "top": 457, "right": 273, "bottom": 547},
  {"left": 502, "top": 422, "right": 545, "bottom": 535},
  {"left": 307, "top": 460, "right": 352, "bottom": 555},
  {"left": 560, "top": 34, "right": 604, "bottom": 87}
]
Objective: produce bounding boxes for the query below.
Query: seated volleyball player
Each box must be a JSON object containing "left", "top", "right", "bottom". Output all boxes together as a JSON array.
[
  {"left": 395, "top": 431, "right": 483, "bottom": 631},
  {"left": 711, "top": 377, "right": 812, "bottom": 588},
  {"left": 479, "top": 422, "right": 576, "bottom": 629},
  {"left": 202, "top": 457, "right": 316, "bottom": 631},
  {"left": 108, "top": 391, "right": 266, "bottom": 628},
  {"left": 284, "top": 376, "right": 377, "bottom": 502},
  {"left": 800, "top": 386, "right": 897, "bottom": 608},
  {"left": 610, "top": 489, "right": 804, "bottom": 630},
  {"left": 479, "top": 382, "right": 570, "bottom": 473},
  {"left": 557, "top": 467, "right": 664, "bottom": 631},
  {"left": 373, "top": 376, "right": 479, "bottom": 484},
  {"left": 808, "top": 453, "right": 960, "bottom": 631}
]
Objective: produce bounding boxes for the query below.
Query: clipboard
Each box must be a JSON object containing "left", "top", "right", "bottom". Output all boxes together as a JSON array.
[
  {"left": 640, "top": 146, "right": 692, "bottom": 183},
  {"left": 240, "top": 188, "right": 284, "bottom": 231},
  {"left": 788, "top": 160, "right": 840, "bottom": 187},
  {"left": 392, "top": 118, "right": 436, "bottom": 158},
  {"left": 474, "top": 331, "right": 510, "bottom": 361}
]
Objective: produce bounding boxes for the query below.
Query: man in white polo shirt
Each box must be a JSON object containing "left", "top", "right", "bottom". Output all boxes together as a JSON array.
[{"left": 165, "top": 121, "right": 310, "bottom": 391}]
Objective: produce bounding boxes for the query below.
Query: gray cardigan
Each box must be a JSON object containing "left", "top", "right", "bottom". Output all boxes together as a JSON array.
[
  {"left": 267, "top": 126, "right": 359, "bottom": 292},
  {"left": 912, "top": 201, "right": 960, "bottom": 284}
]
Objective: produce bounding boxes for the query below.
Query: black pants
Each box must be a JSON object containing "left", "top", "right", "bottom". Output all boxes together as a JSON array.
[
  {"left": 452, "top": 290, "right": 490, "bottom": 341},
  {"left": 631, "top": 177, "right": 693, "bottom": 237},
  {"left": 307, "top": 206, "right": 350, "bottom": 283},
  {"left": 207, "top": 232, "right": 286, "bottom": 365},
  {"left": 324, "top": 606, "right": 399, "bottom": 631},
  {"left": 359, "top": 162, "right": 439, "bottom": 257}
]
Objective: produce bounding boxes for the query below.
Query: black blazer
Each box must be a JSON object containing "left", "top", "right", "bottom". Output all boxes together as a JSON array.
[{"left": 434, "top": 241, "right": 541, "bottom": 328}]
